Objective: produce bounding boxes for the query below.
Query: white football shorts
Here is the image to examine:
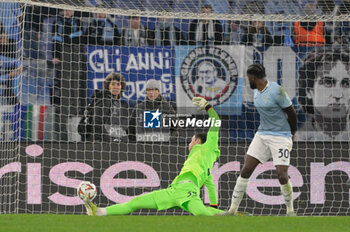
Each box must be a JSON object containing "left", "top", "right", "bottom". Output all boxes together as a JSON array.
[{"left": 247, "top": 134, "right": 293, "bottom": 166}]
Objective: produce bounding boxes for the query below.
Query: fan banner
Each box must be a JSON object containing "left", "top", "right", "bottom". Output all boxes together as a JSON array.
[
  {"left": 175, "top": 45, "right": 244, "bottom": 115},
  {"left": 87, "top": 46, "right": 176, "bottom": 106}
]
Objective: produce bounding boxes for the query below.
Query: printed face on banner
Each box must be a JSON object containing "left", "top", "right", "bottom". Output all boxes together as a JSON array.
[
  {"left": 296, "top": 48, "right": 350, "bottom": 141},
  {"left": 180, "top": 47, "right": 238, "bottom": 104},
  {"left": 311, "top": 61, "right": 350, "bottom": 118},
  {"left": 192, "top": 61, "right": 227, "bottom": 98},
  {"left": 176, "top": 46, "right": 243, "bottom": 115}
]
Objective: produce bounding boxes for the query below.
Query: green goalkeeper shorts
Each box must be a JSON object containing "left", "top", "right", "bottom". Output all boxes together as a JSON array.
[{"left": 151, "top": 182, "right": 200, "bottom": 211}]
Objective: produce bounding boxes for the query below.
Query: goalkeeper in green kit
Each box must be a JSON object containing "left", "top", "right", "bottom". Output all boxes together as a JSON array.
[{"left": 83, "top": 97, "right": 224, "bottom": 216}]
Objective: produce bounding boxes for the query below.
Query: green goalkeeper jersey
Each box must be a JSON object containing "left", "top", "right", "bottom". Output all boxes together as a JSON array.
[{"left": 171, "top": 107, "right": 221, "bottom": 204}]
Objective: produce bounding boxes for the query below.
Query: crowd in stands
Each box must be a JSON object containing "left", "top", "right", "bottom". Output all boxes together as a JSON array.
[
  {"left": 1, "top": 1, "right": 350, "bottom": 141},
  {"left": 19, "top": 1, "right": 350, "bottom": 60}
]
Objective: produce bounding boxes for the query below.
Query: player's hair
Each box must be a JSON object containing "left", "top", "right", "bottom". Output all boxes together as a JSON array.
[
  {"left": 103, "top": 72, "right": 126, "bottom": 99},
  {"left": 246, "top": 63, "right": 266, "bottom": 79},
  {"left": 194, "top": 133, "right": 207, "bottom": 144},
  {"left": 298, "top": 46, "right": 350, "bottom": 114}
]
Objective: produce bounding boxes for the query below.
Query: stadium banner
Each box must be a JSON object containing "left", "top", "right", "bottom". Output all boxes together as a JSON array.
[
  {"left": 232, "top": 46, "right": 350, "bottom": 141},
  {"left": 87, "top": 46, "right": 176, "bottom": 106},
  {"left": 6, "top": 142, "right": 349, "bottom": 215},
  {"left": 0, "top": 46, "right": 347, "bottom": 141},
  {"left": 175, "top": 46, "right": 244, "bottom": 115},
  {"left": 0, "top": 105, "right": 54, "bottom": 141}
]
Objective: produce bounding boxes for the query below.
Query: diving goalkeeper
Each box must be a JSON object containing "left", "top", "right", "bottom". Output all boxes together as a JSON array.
[{"left": 83, "top": 97, "right": 224, "bottom": 216}]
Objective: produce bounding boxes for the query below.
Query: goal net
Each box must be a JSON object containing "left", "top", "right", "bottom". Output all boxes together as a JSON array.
[{"left": 0, "top": 0, "right": 349, "bottom": 216}]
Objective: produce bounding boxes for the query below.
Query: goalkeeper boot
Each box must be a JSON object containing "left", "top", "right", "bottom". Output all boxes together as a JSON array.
[{"left": 83, "top": 197, "right": 97, "bottom": 216}]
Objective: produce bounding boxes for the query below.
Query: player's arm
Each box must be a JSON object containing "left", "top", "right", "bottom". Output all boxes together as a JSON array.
[
  {"left": 205, "top": 106, "right": 220, "bottom": 146},
  {"left": 204, "top": 174, "right": 218, "bottom": 207},
  {"left": 276, "top": 86, "right": 298, "bottom": 140},
  {"left": 283, "top": 105, "right": 297, "bottom": 140},
  {"left": 192, "top": 97, "right": 221, "bottom": 146}
]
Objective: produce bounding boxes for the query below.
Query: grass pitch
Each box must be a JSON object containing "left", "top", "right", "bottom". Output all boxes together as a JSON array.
[{"left": 1, "top": 214, "right": 350, "bottom": 232}]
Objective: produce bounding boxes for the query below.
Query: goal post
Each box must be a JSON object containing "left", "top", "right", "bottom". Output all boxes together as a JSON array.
[{"left": 0, "top": 0, "right": 349, "bottom": 215}]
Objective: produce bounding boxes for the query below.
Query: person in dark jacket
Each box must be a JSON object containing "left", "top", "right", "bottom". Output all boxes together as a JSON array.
[
  {"left": 188, "top": 4, "right": 223, "bottom": 46},
  {"left": 51, "top": 9, "right": 86, "bottom": 141},
  {"left": 121, "top": 15, "right": 154, "bottom": 46},
  {"left": 129, "top": 79, "right": 177, "bottom": 142},
  {"left": 0, "top": 22, "right": 21, "bottom": 105},
  {"left": 153, "top": 17, "right": 186, "bottom": 46},
  {"left": 241, "top": 21, "right": 273, "bottom": 47},
  {"left": 79, "top": 72, "right": 129, "bottom": 142},
  {"left": 87, "top": 12, "right": 121, "bottom": 46}
]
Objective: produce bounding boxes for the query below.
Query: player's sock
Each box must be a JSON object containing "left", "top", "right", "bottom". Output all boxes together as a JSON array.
[
  {"left": 96, "top": 207, "right": 107, "bottom": 216},
  {"left": 280, "top": 180, "right": 294, "bottom": 214},
  {"left": 228, "top": 176, "right": 249, "bottom": 214}
]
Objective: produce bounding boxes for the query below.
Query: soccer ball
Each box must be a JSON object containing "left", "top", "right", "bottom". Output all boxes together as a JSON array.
[{"left": 77, "top": 181, "right": 97, "bottom": 201}]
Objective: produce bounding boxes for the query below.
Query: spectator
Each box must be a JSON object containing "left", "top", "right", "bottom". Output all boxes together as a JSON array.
[
  {"left": 225, "top": 21, "right": 243, "bottom": 45},
  {"left": 23, "top": 5, "right": 49, "bottom": 59},
  {"left": 264, "top": 0, "right": 301, "bottom": 45},
  {"left": 153, "top": 17, "right": 185, "bottom": 46},
  {"left": 0, "top": 2, "right": 22, "bottom": 43},
  {"left": 129, "top": 79, "right": 177, "bottom": 142},
  {"left": 122, "top": 16, "right": 153, "bottom": 46},
  {"left": 188, "top": 4, "right": 223, "bottom": 46},
  {"left": 51, "top": 9, "right": 86, "bottom": 141},
  {"left": 242, "top": 0, "right": 265, "bottom": 14},
  {"left": 335, "top": 0, "right": 350, "bottom": 44},
  {"left": 241, "top": 21, "right": 273, "bottom": 47},
  {"left": 293, "top": 3, "right": 326, "bottom": 47},
  {"left": 87, "top": 13, "right": 121, "bottom": 46},
  {"left": 317, "top": 0, "right": 339, "bottom": 45},
  {"left": 0, "top": 23, "right": 21, "bottom": 105},
  {"left": 78, "top": 72, "right": 129, "bottom": 142}
]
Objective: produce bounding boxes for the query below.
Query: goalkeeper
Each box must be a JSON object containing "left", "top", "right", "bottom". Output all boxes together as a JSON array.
[{"left": 84, "top": 97, "right": 224, "bottom": 216}]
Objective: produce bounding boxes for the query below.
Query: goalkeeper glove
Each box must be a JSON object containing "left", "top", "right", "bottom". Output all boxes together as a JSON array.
[{"left": 192, "top": 97, "right": 209, "bottom": 111}]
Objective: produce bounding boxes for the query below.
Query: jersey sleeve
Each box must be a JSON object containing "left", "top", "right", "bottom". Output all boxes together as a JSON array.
[
  {"left": 205, "top": 107, "right": 221, "bottom": 148},
  {"left": 276, "top": 86, "right": 292, "bottom": 109},
  {"left": 204, "top": 174, "right": 218, "bottom": 205}
]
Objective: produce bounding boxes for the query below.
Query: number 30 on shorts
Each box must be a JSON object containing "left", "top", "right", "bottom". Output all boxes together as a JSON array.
[{"left": 278, "top": 148, "right": 290, "bottom": 158}]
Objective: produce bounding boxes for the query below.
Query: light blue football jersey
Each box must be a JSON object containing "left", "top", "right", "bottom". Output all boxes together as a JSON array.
[{"left": 254, "top": 81, "right": 292, "bottom": 137}]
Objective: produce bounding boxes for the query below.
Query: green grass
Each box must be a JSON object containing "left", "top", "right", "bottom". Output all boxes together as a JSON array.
[{"left": 1, "top": 215, "right": 350, "bottom": 232}]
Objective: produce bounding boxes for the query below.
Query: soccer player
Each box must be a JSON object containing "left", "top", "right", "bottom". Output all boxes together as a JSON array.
[
  {"left": 226, "top": 63, "right": 298, "bottom": 216},
  {"left": 83, "top": 97, "right": 224, "bottom": 216}
]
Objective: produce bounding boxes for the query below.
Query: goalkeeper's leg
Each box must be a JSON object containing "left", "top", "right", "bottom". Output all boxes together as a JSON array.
[
  {"left": 105, "top": 192, "right": 158, "bottom": 216},
  {"left": 185, "top": 199, "right": 224, "bottom": 216},
  {"left": 86, "top": 192, "right": 158, "bottom": 216}
]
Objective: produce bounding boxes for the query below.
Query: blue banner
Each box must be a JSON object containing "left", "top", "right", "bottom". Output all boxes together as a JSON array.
[{"left": 87, "top": 46, "right": 175, "bottom": 106}]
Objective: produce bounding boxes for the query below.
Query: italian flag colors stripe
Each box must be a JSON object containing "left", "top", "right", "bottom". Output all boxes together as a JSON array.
[{"left": 21, "top": 105, "right": 48, "bottom": 141}]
